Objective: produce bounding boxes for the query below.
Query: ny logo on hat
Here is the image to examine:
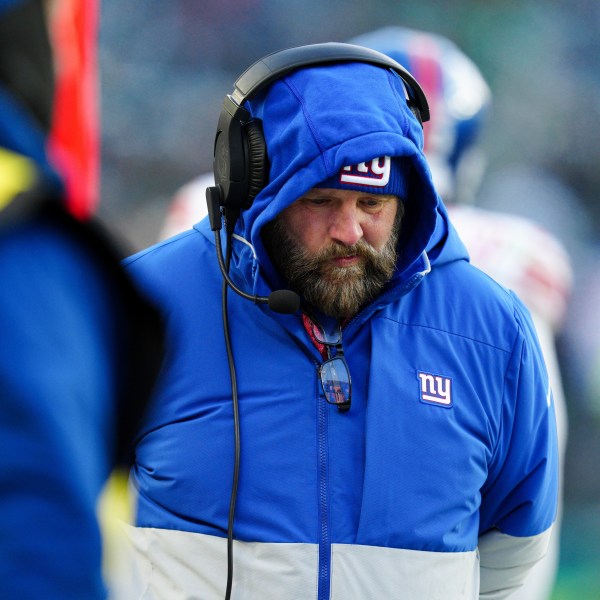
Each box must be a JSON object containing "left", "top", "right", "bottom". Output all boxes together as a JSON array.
[{"left": 339, "top": 156, "right": 391, "bottom": 187}]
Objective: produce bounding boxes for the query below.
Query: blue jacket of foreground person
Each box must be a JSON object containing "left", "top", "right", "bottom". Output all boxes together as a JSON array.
[
  {"left": 0, "top": 142, "right": 165, "bottom": 599},
  {"left": 0, "top": 3, "right": 164, "bottom": 591},
  {"left": 124, "top": 54, "right": 558, "bottom": 599}
]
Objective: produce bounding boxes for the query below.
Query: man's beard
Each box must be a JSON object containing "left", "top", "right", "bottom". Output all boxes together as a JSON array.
[{"left": 262, "top": 211, "right": 402, "bottom": 319}]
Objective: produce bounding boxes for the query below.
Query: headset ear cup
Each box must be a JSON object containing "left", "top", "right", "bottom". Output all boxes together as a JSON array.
[{"left": 245, "top": 120, "right": 268, "bottom": 207}]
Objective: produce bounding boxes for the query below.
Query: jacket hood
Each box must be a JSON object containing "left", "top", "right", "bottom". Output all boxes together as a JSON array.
[{"left": 226, "top": 60, "right": 467, "bottom": 301}]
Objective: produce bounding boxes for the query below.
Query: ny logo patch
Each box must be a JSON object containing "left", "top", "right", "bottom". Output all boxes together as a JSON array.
[
  {"left": 339, "top": 156, "right": 391, "bottom": 187},
  {"left": 417, "top": 371, "right": 453, "bottom": 407}
]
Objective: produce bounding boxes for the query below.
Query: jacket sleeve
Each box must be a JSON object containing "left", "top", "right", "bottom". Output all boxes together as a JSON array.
[
  {"left": 477, "top": 293, "right": 559, "bottom": 599},
  {"left": 478, "top": 528, "right": 553, "bottom": 599}
]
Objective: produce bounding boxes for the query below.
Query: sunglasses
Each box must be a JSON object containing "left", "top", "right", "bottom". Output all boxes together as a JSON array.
[{"left": 311, "top": 319, "right": 352, "bottom": 412}]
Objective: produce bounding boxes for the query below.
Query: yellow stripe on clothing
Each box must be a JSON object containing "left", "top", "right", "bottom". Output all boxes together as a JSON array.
[{"left": 0, "top": 147, "right": 36, "bottom": 211}]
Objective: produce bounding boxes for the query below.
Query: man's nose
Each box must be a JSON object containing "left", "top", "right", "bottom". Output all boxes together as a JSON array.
[{"left": 329, "top": 205, "right": 363, "bottom": 247}]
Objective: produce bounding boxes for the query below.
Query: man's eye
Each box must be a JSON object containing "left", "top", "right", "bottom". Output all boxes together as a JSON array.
[
  {"left": 305, "top": 197, "right": 329, "bottom": 206},
  {"left": 361, "top": 198, "right": 383, "bottom": 209}
]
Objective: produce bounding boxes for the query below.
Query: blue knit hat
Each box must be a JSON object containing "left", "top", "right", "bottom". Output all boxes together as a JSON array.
[{"left": 316, "top": 156, "right": 410, "bottom": 199}]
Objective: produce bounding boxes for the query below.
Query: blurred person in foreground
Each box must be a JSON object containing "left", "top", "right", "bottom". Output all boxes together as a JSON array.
[
  {"left": 0, "top": 0, "right": 163, "bottom": 597},
  {"left": 350, "top": 26, "right": 573, "bottom": 600},
  {"left": 125, "top": 42, "right": 557, "bottom": 599}
]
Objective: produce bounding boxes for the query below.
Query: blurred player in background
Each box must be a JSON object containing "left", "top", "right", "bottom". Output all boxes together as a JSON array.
[
  {"left": 159, "top": 25, "right": 572, "bottom": 600},
  {"left": 0, "top": 1, "right": 163, "bottom": 597},
  {"left": 159, "top": 170, "right": 214, "bottom": 240}
]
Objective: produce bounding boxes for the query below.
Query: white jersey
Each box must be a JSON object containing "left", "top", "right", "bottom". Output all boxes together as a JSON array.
[
  {"left": 448, "top": 205, "right": 572, "bottom": 333},
  {"left": 449, "top": 203, "right": 573, "bottom": 600}
]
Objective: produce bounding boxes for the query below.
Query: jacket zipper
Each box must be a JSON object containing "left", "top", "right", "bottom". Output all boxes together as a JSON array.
[
  {"left": 302, "top": 312, "right": 333, "bottom": 599},
  {"left": 317, "top": 372, "right": 331, "bottom": 600}
]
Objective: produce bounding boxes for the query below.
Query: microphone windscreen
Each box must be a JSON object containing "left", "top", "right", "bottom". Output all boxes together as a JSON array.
[{"left": 268, "top": 289, "right": 301, "bottom": 314}]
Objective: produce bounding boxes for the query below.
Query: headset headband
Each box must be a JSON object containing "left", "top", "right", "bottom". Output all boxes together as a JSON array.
[
  {"left": 210, "top": 42, "right": 430, "bottom": 212},
  {"left": 230, "top": 42, "right": 430, "bottom": 122}
]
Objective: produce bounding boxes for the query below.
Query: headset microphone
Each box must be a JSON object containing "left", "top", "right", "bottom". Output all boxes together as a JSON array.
[{"left": 206, "top": 186, "right": 300, "bottom": 315}]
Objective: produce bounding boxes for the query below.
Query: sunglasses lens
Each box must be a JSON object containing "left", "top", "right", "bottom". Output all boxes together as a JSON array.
[
  {"left": 312, "top": 321, "right": 342, "bottom": 345},
  {"left": 320, "top": 357, "right": 351, "bottom": 407}
]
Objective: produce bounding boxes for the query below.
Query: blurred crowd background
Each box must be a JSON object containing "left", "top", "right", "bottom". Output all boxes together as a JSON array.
[{"left": 97, "top": 1, "right": 600, "bottom": 597}]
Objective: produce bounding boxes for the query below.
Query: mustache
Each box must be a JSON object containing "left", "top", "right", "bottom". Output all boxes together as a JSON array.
[{"left": 314, "top": 239, "right": 381, "bottom": 262}]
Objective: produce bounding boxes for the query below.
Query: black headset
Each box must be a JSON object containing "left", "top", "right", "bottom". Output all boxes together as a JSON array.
[{"left": 210, "top": 42, "right": 430, "bottom": 213}]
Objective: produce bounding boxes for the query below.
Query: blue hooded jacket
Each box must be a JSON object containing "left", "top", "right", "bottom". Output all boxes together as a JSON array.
[{"left": 124, "top": 57, "right": 557, "bottom": 600}]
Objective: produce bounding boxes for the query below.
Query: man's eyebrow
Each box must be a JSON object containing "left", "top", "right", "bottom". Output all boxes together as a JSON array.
[{"left": 301, "top": 190, "right": 335, "bottom": 199}]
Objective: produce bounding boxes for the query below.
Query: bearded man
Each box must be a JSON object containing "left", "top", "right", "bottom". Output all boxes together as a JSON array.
[{"left": 123, "top": 44, "right": 557, "bottom": 600}]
